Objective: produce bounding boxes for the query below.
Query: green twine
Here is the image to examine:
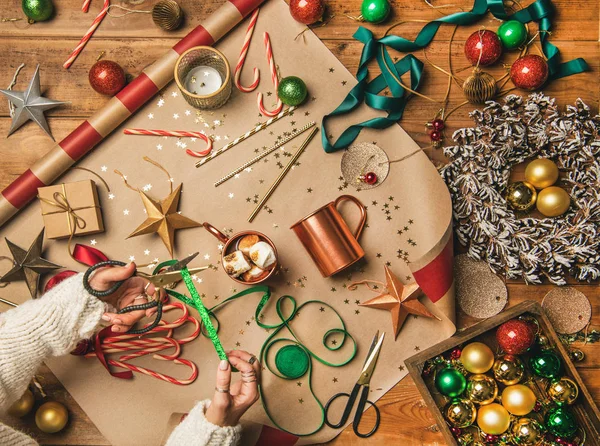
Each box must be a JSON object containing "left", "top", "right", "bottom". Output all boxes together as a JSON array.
[
  {"left": 275, "top": 344, "right": 309, "bottom": 379},
  {"left": 321, "top": 0, "right": 589, "bottom": 153}
]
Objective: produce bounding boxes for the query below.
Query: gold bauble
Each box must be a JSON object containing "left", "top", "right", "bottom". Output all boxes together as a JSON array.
[
  {"left": 501, "top": 384, "right": 537, "bottom": 416},
  {"left": 548, "top": 377, "right": 579, "bottom": 405},
  {"left": 35, "top": 401, "right": 68, "bottom": 433},
  {"left": 536, "top": 186, "right": 570, "bottom": 217},
  {"left": 444, "top": 399, "right": 477, "bottom": 428},
  {"left": 7, "top": 389, "right": 35, "bottom": 417},
  {"left": 463, "top": 68, "right": 497, "bottom": 104},
  {"left": 506, "top": 181, "right": 537, "bottom": 212},
  {"left": 493, "top": 354, "right": 525, "bottom": 386},
  {"left": 152, "top": 0, "right": 183, "bottom": 31},
  {"left": 477, "top": 403, "right": 511, "bottom": 435},
  {"left": 460, "top": 342, "right": 495, "bottom": 374},
  {"left": 510, "top": 417, "right": 544, "bottom": 446},
  {"left": 466, "top": 374, "right": 498, "bottom": 405},
  {"left": 525, "top": 158, "right": 559, "bottom": 189}
]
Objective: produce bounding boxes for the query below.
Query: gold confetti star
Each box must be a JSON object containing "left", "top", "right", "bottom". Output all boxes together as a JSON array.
[
  {"left": 414, "top": 346, "right": 420, "bottom": 351},
  {"left": 319, "top": 307, "right": 325, "bottom": 312},
  {"left": 333, "top": 377, "right": 338, "bottom": 383},
  {"left": 239, "top": 329, "right": 245, "bottom": 335},
  {"left": 297, "top": 382, "right": 302, "bottom": 387},
  {"left": 344, "top": 299, "right": 350, "bottom": 304},
  {"left": 398, "top": 365, "right": 405, "bottom": 371},
  {"left": 355, "top": 310, "right": 360, "bottom": 315},
  {"left": 329, "top": 68, "right": 335, "bottom": 73},
  {"left": 299, "top": 398, "right": 304, "bottom": 404},
  {"left": 331, "top": 287, "right": 336, "bottom": 292},
  {"left": 236, "top": 342, "right": 241, "bottom": 347}
]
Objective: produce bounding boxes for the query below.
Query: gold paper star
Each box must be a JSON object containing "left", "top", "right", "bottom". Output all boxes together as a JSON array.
[
  {"left": 1, "top": 229, "right": 61, "bottom": 298},
  {"left": 127, "top": 184, "right": 201, "bottom": 258},
  {"left": 359, "top": 266, "right": 440, "bottom": 340}
]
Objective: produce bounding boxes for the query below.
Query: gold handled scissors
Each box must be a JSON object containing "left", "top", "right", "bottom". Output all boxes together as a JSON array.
[{"left": 83, "top": 252, "right": 208, "bottom": 334}]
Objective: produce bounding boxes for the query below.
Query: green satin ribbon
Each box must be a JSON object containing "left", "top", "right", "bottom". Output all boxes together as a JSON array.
[
  {"left": 321, "top": 0, "right": 589, "bottom": 153},
  {"left": 157, "top": 267, "right": 357, "bottom": 436}
]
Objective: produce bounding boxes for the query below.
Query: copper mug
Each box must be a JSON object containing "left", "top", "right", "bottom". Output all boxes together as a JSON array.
[
  {"left": 203, "top": 222, "right": 278, "bottom": 284},
  {"left": 290, "top": 195, "right": 366, "bottom": 277}
]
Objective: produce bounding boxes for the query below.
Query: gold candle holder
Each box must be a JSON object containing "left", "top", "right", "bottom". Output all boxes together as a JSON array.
[{"left": 174, "top": 46, "right": 232, "bottom": 110}]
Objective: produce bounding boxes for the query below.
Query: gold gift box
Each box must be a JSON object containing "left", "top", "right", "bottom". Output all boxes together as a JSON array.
[{"left": 38, "top": 179, "right": 104, "bottom": 240}]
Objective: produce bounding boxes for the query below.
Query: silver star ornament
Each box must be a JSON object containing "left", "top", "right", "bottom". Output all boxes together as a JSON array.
[{"left": 0, "top": 65, "right": 67, "bottom": 141}]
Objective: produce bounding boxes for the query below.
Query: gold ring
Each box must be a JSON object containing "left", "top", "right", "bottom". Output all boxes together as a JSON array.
[
  {"left": 242, "top": 378, "right": 257, "bottom": 383},
  {"left": 144, "top": 282, "right": 151, "bottom": 292},
  {"left": 215, "top": 386, "right": 229, "bottom": 393}
]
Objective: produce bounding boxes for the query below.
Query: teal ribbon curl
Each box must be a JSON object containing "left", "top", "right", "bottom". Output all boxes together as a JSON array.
[{"left": 321, "top": 0, "right": 589, "bottom": 153}]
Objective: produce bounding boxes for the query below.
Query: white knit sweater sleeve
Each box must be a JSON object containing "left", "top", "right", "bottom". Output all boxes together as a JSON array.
[{"left": 165, "top": 400, "right": 242, "bottom": 446}]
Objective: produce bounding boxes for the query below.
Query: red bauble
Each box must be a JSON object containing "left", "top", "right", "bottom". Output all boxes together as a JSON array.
[
  {"left": 450, "top": 347, "right": 461, "bottom": 360},
  {"left": 464, "top": 30, "right": 503, "bottom": 66},
  {"left": 89, "top": 60, "right": 126, "bottom": 96},
  {"left": 510, "top": 54, "right": 549, "bottom": 91},
  {"left": 496, "top": 319, "right": 536, "bottom": 354},
  {"left": 289, "top": 0, "right": 325, "bottom": 25}
]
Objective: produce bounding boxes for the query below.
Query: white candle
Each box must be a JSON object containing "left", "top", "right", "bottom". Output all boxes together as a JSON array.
[{"left": 185, "top": 66, "right": 223, "bottom": 96}]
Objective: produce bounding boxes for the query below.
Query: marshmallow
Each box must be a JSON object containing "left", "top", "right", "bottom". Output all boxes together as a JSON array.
[
  {"left": 223, "top": 250, "right": 252, "bottom": 277},
  {"left": 238, "top": 234, "right": 260, "bottom": 256},
  {"left": 249, "top": 241, "right": 276, "bottom": 269},
  {"left": 242, "top": 265, "right": 269, "bottom": 282}
]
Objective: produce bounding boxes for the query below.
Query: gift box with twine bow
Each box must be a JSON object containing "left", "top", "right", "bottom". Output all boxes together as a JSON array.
[{"left": 37, "top": 179, "right": 104, "bottom": 240}]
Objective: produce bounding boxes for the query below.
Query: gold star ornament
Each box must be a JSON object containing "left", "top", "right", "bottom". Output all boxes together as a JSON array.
[
  {"left": 1, "top": 229, "right": 61, "bottom": 298},
  {"left": 127, "top": 183, "right": 201, "bottom": 258},
  {"left": 358, "top": 265, "right": 440, "bottom": 339}
]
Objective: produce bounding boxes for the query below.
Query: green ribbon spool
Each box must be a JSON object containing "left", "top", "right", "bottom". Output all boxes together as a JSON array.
[
  {"left": 275, "top": 344, "right": 310, "bottom": 379},
  {"left": 321, "top": 0, "right": 589, "bottom": 153}
]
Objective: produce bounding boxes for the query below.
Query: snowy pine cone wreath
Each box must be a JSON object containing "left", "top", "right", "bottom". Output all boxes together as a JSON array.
[{"left": 440, "top": 93, "right": 600, "bottom": 285}]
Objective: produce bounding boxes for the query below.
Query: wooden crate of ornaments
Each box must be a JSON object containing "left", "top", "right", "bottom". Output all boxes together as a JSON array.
[{"left": 405, "top": 301, "right": 600, "bottom": 446}]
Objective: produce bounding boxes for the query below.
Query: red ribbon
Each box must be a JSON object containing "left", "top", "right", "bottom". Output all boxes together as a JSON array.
[
  {"left": 93, "top": 326, "right": 134, "bottom": 379},
  {"left": 44, "top": 243, "right": 109, "bottom": 293},
  {"left": 44, "top": 270, "right": 78, "bottom": 292}
]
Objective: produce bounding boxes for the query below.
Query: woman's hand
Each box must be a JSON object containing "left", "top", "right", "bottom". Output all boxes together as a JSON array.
[
  {"left": 88, "top": 262, "right": 159, "bottom": 333},
  {"left": 205, "top": 350, "right": 261, "bottom": 427}
]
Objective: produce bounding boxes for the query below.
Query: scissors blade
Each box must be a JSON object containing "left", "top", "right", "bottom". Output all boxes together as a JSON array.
[
  {"left": 357, "top": 332, "right": 385, "bottom": 386},
  {"left": 361, "top": 331, "right": 380, "bottom": 370},
  {"left": 168, "top": 252, "right": 200, "bottom": 272}
]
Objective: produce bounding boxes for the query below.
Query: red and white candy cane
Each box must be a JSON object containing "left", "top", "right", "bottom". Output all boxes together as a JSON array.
[
  {"left": 86, "top": 302, "right": 201, "bottom": 385},
  {"left": 64, "top": 0, "right": 110, "bottom": 69},
  {"left": 257, "top": 32, "right": 283, "bottom": 117},
  {"left": 81, "top": 0, "right": 92, "bottom": 12},
  {"left": 234, "top": 8, "right": 260, "bottom": 92},
  {"left": 123, "top": 128, "right": 213, "bottom": 157}
]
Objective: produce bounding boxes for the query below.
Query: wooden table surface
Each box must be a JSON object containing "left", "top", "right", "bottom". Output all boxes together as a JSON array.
[{"left": 1, "top": 0, "right": 598, "bottom": 444}]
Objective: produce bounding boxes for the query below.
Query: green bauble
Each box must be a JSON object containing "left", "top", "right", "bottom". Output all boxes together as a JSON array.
[
  {"left": 360, "top": 0, "right": 390, "bottom": 24},
  {"left": 545, "top": 406, "right": 578, "bottom": 439},
  {"left": 497, "top": 20, "right": 528, "bottom": 50},
  {"left": 22, "top": 0, "right": 53, "bottom": 21},
  {"left": 277, "top": 76, "right": 308, "bottom": 106},
  {"left": 435, "top": 367, "right": 467, "bottom": 398},
  {"left": 529, "top": 350, "right": 562, "bottom": 379}
]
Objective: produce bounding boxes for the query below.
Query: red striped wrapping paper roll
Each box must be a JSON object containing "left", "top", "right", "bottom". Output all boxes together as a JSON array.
[{"left": 0, "top": 0, "right": 267, "bottom": 228}]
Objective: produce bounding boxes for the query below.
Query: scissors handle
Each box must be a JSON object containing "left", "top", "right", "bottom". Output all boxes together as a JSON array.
[
  {"left": 117, "top": 299, "right": 163, "bottom": 335},
  {"left": 83, "top": 260, "right": 129, "bottom": 298},
  {"left": 324, "top": 383, "right": 361, "bottom": 428},
  {"left": 352, "top": 385, "right": 380, "bottom": 438}
]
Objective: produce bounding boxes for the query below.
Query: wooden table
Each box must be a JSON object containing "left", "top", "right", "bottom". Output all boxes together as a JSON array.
[{"left": 1, "top": 0, "right": 598, "bottom": 444}]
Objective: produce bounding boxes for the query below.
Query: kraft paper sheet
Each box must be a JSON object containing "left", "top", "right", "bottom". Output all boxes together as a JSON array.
[{"left": 0, "top": 1, "right": 456, "bottom": 444}]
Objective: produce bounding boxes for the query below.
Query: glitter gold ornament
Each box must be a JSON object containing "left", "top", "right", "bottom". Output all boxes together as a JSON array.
[
  {"left": 506, "top": 181, "right": 537, "bottom": 212},
  {"left": 542, "top": 287, "right": 591, "bottom": 334},
  {"left": 548, "top": 377, "right": 579, "bottom": 406},
  {"left": 536, "top": 186, "right": 570, "bottom": 217},
  {"left": 466, "top": 374, "right": 498, "bottom": 405},
  {"left": 493, "top": 354, "right": 524, "bottom": 386},
  {"left": 7, "top": 389, "right": 35, "bottom": 417},
  {"left": 444, "top": 399, "right": 477, "bottom": 428},
  {"left": 463, "top": 68, "right": 497, "bottom": 104},
  {"left": 152, "top": 0, "right": 184, "bottom": 31},
  {"left": 477, "top": 403, "right": 510, "bottom": 435},
  {"left": 35, "top": 401, "right": 68, "bottom": 433},
  {"left": 510, "top": 418, "right": 544, "bottom": 446},
  {"left": 460, "top": 342, "right": 494, "bottom": 374},
  {"left": 501, "top": 384, "right": 537, "bottom": 416},
  {"left": 341, "top": 142, "right": 390, "bottom": 190},
  {"left": 524, "top": 158, "right": 559, "bottom": 189}
]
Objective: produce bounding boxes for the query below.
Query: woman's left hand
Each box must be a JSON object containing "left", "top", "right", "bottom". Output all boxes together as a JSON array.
[{"left": 88, "top": 262, "right": 159, "bottom": 333}]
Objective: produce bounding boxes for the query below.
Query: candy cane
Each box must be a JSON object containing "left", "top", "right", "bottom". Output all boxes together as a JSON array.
[
  {"left": 123, "top": 128, "right": 213, "bottom": 157},
  {"left": 85, "top": 301, "right": 201, "bottom": 385},
  {"left": 64, "top": 0, "right": 110, "bottom": 69},
  {"left": 234, "top": 8, "right": 260, "bottom": 92},
  {"left": 257, "top": 32, "right": 283, "bottom": 117},
  {"left": 82, "top": 0, "right": 92, "bottom": 12}
]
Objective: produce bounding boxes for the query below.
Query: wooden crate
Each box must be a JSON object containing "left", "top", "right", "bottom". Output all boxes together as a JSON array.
[{"left": 405, "top": 300, "right": 600, "bottom": 445}]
